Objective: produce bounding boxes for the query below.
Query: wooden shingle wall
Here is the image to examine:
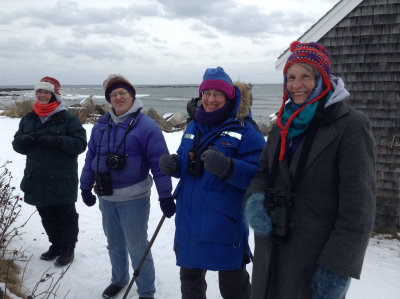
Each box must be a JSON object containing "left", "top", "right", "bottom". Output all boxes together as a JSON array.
[{"left": 318, "top": 0, "right": 400, "bottom": 229}]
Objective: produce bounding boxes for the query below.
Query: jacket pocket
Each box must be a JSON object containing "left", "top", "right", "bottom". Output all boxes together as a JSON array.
[
  {"left": 20, "top": 172, "right": 33, "bottom": 194},
  {"left": 199, "top": 189, "right": 243, "bottom": 244},
  {"left": 173, "top": 181, "right": 182, "bottom": 200},
  {"left": 211, "top": 135, "right": 240, "bottom": 157},
  {"left": 46, "top": 169, "right": 76, "bottom": 197}
]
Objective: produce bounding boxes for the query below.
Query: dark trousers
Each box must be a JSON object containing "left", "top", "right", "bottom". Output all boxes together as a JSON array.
[
  {"left": 37, "top": 203, "right": 79, "bottom": 246},
  {"left": 180, "top": 266, "right": 251, "bottom": 299}
]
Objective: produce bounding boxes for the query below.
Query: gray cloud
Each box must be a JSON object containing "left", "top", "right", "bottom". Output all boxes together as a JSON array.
[
  {"left": 6, "top": 1, "right": 160, "bottom": 27},
  {"left": 0, "top": 0, "right": 341, "bottom": 84},
  {"left": 156, "top": 0, "right": 320, "bottom": 38},
  {"left": 156, "top": 0, "right": 236, "bottom": 17}
]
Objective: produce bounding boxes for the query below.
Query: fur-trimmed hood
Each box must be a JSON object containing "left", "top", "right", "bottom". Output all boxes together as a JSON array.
[{"left": 232, "top": 81, "right": 252, "bottom": 120}]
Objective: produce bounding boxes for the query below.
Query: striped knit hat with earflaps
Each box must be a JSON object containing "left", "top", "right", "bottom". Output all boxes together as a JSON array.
[{"left": 276, "top": 41, "right": 332, "bottom": 161}]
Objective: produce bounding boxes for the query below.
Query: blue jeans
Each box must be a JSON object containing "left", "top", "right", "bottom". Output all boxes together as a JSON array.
[{"left": 99, "top": 197, "right": 155, "bottom": 297}]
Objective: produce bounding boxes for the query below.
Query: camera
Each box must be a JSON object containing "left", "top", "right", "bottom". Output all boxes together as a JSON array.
[
  {"left": 94, "top": 172, "right": 113, "bottom": 196},
  {"left": 264, "top": 189, "right": 293, "bottom": 238},
  {"left": 106, "top": 154, "right": 126, "bottom": 170},
  {"left": 187, "top": 149, "right": 204, "bottom": 176}
]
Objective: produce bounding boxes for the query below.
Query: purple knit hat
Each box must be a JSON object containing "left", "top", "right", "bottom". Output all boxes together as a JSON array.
[
  {"left": 199, "top": 66, "right": 235, "bottom": 99},
  {"left": 103, "top": 74, "right": 136, "bottom": 103}
]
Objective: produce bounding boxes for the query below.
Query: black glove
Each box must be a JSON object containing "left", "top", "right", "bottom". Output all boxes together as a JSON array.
[
  {"left": 159, "top": 154, "right": 178, "bottom": 175},
  {"left": 19, "top": 134, "right": 36, "bottom": 147},
  {"left": 186, "top": 97, "right": 201, "bottom": 121},
  {"left": 200, "top": 147, "right": 232, "bottom": 179},
  {"left": 37, "top": 134, "right": 61, "bottom": 147}
]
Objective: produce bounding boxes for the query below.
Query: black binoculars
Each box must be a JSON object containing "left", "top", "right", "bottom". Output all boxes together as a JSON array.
[
  {"left": 264, "top": 189, "right": 294, "bottom": 238},
  {"left": 187, "top": 149, "right": 204, "bottom": 176},
  {"left": 94, "top": 172, "right": 113, "bottom": 196}
]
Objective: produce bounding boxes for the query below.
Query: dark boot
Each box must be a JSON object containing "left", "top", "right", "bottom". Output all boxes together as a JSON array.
[
  {"left": 102, "top": 284, "right": 124, "bottom": 298},
  {"left": 40, "top": 244, "right": 62, "bottom": 261},
  {"left": 55, "top": 244, "right": 75, "bottom": 267}
]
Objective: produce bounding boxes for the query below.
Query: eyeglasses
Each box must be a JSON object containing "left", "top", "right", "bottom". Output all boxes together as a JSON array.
[
  {"left": 36, "top": 90, "right": 52, "bottom": 95},
  {"left": 109, "top": 90, "right": 129, "bottom": 99},
  {"left": 201, "top": 91, "right": 226, "bottom": 99}
]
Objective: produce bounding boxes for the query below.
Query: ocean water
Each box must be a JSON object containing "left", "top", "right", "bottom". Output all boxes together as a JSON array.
[{"left": 0, "top": 84, "right": 283, "bottom": 123}]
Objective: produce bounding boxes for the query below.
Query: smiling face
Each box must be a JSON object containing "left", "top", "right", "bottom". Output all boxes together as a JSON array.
[
  {"left": 109, "top": 88, "right": 134, "bottom": 116},
  {"left": 286, "top": 64, "right": 316, "bottom": 105},
  {"left": 35, "top": 90, "right": 53, "bottom": 105},
  {"left": 201, "top": 89, "right": 227, "bottom": 112}
]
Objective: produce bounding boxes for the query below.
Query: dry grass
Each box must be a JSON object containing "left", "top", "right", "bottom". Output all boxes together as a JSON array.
[
  {"left": 1, "top": 100, "right": 34, "bottom": 118},
  {"left": 372, "top": 226, "right": 400, "bottom": 241},
  {"left": 0, "top": 256, "right": 26, "bottom": 299}
]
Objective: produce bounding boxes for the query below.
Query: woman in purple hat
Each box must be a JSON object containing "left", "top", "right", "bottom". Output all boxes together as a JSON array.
[
  {"left": 80, "top": 74, "right": 175, "bottom": 299},
  {"left": 159, "top": 66, "right": 265, "bottom": 298},
  {"left": 244, "top": 41, "right": 376, "bottom": 299}
]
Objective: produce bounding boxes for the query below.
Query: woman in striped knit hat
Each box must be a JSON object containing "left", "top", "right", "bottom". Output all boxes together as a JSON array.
[{"left": 244, "top": 41, "right": 376, "bottom": 299}]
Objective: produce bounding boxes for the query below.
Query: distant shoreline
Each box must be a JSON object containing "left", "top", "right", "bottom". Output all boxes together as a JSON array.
[{"left": 0, "top": 88, "right": 31, "bottom": 92}]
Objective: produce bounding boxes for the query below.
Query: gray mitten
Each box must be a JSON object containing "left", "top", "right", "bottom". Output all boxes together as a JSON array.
[
  {"left": 312, "top": 266, "right": 350, "bottom": 299},
  {"left": 244, "top": 193, "right": 272, "bottom": 235},
  {"left": 200, "top": 146, "right": 232, "bottom": 179},
  {"left": 159, "top": 154, "right": 178, "bottom": 175}
]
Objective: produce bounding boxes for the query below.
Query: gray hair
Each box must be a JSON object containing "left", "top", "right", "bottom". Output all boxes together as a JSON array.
[{"left": 297, "top": 63, "right": 320, "bottom": 79}]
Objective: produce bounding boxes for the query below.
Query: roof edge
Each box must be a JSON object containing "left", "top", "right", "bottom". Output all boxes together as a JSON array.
[{"left": 275, "top": 0, "right": 363, "bottom": 71}]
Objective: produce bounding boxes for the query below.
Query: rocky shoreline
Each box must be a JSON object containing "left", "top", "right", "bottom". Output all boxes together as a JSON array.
[
  {"left": 0, "top": 88, "right": 31, "bottom": 97},
  {"left": 69, "top": 97, "right": 273, "bottom": 135}
]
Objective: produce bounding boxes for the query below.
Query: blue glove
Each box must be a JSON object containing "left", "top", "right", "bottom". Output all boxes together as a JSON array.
[
  {"left": 159, "top": 197, "right": 176, "bottom": 218},
  {"left": 81, "top": 189, "right": 96, "bottom": 207},
  {"left": 200, "top": 147, "right": 232, "bottom": 179},
  {"left": 312, "top": 266, "right": 350, "bottom": 299},
  {"left": 244, "top": 193, "right": 272, "bottom": 235}
]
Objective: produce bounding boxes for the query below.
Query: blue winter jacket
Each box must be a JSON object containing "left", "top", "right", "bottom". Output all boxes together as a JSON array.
[
  {"left": 80, "top": 100, "right": 172, "bottom": 199},
  {"left": 173, "top": 82, "right": 266, "bottom": 270}
]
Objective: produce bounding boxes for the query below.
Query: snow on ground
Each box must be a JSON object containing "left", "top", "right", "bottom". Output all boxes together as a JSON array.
[{"left": 1, "top": 116, "right": 400, "bottom": 298}]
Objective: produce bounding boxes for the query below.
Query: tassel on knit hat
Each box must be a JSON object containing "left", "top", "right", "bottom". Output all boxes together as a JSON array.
[
  {"left": 34, "top": 76, "right": 62, "bottom": 103},
  {"left": 276, "top": 41, "right": 332, "bottom": 161}
]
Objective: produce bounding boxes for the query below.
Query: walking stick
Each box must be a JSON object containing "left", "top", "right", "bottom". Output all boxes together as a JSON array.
[{"left": 122, "top": 214, "right": 167, "bottom": 299}]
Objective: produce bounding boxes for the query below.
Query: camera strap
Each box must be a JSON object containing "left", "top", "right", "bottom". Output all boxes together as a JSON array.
[
  {"left": 107, "top": 108, "right": 142, "bottom": 156},
  {"left": 96, "top": 129, "right": 106, "bottom": 173},
  {"left": 268, "top": 98, "right": 325, "bottom": 194}
]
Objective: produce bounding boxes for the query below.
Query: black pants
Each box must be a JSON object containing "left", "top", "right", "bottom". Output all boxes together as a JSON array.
[
  {"left": 37, "top": 203, "right": 79, "bottom": 246},
  {"left": 180, "top": 266, "right": 251, "bottom": 299}
]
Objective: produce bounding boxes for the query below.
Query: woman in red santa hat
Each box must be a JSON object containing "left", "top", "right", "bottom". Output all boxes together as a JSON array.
[{"left": 12, "top": 76, "right": 87, "bottom": 267}]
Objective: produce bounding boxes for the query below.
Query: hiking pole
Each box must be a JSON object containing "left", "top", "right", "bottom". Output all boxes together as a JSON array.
[{"left": 122, "top": 214, "right": 166, "bottom": 299}]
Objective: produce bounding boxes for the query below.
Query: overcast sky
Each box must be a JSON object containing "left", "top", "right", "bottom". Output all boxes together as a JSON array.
[{"left": 0, "top": 0, "right": 340, "bottom": 85}]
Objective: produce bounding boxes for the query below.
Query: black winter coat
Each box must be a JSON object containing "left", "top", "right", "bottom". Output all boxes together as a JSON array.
[
  {"left": 247, "top": 101, "right": 376, "bottom": 299},
  {"left": 12, "top": 110, "right": 87, "bottom": 207}
]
